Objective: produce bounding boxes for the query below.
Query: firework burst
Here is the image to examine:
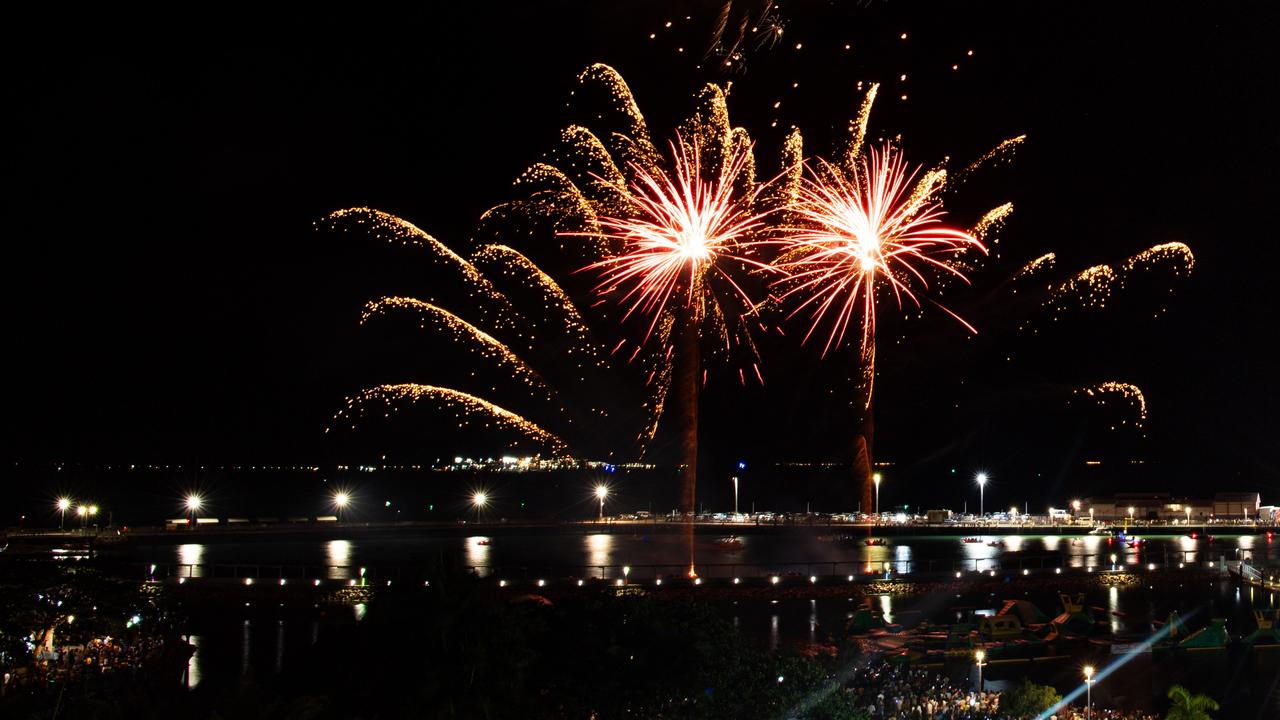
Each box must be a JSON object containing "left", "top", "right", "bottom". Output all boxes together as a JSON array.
[
  {"left": 579, "top": 135, "right": 772, "bottom": 341},
  {"left": 774, "top": 144, "right": 986, "bottom": 359}
]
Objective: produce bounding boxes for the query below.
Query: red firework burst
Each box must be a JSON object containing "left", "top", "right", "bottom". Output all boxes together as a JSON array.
[
  {"left": 774, "top": 144, "right": 985, "bottom": 356},
  {"left": 579, "top": 135, "right": 771, "bottom": 341}
]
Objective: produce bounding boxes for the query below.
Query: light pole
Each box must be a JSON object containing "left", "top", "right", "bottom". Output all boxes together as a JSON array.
[
  {"left": 594, "top": 485, "right": 608, "bottom": 521},
  {"left": 77, "top": 504, "right": 88, "bottom": 529},
  {"left": 976, "top": 473, "right": 987, "bottom": 518},
  {"left": 873, "top": 473, "right": 882, "bottom": 518},
  {"left": 56, "top": 498, "right": 71, "bottom": 530},
  {"left": 1083, "top": 665, "right": 1095, "bottom": 720},
  {"left": 471, "top": 491, "right": 487, "bottom": 521},
  {"left": 731, "top": 476, "right": 739, "bottom": 516},
  {"left": 185, "top": 494, "right": 202, "bottom": 526},
  {"left": 1072, "top": 499, "right": 1082, "bottom": 522},
  {"left": 1089, "top": 507, "right": 1095, "bottom": 526},
  {"left": 974, "top": 649, "right": 986, "bottom": 692},
  {"left": 88, "top": 505, "right": 98, "bottom": 528}
]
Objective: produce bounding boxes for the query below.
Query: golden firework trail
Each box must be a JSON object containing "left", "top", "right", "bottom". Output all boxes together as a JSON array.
[
  {"left": 319, "top": 207, "right": 519, "bottom": 333},
  {"left": 360, "top": 296, "right": 556, "bottom": 404},
  {"left": 1076, "top": 381, "right": 1147, "bottom": 430},
  {"left": 1047, "top": 263, "right": 1117, "bottom": 313},
  {"left": 1120, "top": 241, "right": 1195, "bottom": 277},
  {"left": 329, "top": 384, "right": 571, "bottom": 456},
  {"left": 957, "top": 135, "right": 1026, "bottom": 180},
  {"left": 1013, "top": 252, "right": 1057, "bottom": 281}
]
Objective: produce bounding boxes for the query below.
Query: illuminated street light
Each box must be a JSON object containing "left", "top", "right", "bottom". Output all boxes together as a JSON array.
[
  {"left": 731, "top": 476, "right": 739, "bottom": 515},
  {"left": 873, "top": 473, "right": 883, "bottom": 517},
  {"left": 471, "top": 491, "right": 488, "bottom": 521},
  {"left": 974, "top": 649, "right": 987, "bottom": 692},
  {"left": 975, "top": 473, "right": 988, "bottom": 517},
  {"left": 333, "top": 491, "right": 351, "bottom": 522},
  {"left": 56, "top": 497, "right": 72, "bottom": 530},
  {"left": 594, "top": 485, "right": 608, "bottom": 521},
  {"left": 185, "top": 494, "right": 203, "bottom": 525},
  {"left": 1083, "top": 665, "right": 1095, "bottom": 720},
  {"left": 1072, "top": 499, "right": 1082, "bottom": 518}
]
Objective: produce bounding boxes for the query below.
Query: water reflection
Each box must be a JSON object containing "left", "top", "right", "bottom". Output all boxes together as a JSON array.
[
  {"left": 464, "top": 536, "right": 491, "bottom": 577},
  {"left": 354, "top": 603, "right": 368, "bottom": 622},
  {"left": 1108, "top": 586, "right": 1121, "bottom": 634},
  {"left": 275, "top": 621, "right": 284, "bottom": 675},
  {"left": 808, "top": 599, "right": 817, "bottom": 643},
  {"left": 961, "top": 539, "right": 997, "bottom": 572},
  {"left": 240, "top": 620, "right": 251, "bottom": 678},
  {"left": 586, "top": 533, "right": 613, "bottom": 575},
  {"left": 769, "top": 613, "right": 779, "bottom": 651},
  {"left": 178, "top": 544, "right": 205, "bottom": 578},
  {"left": 326, "top": 540, "right": 352, "bottom": 580},
  {"left": 184, "top": 634, "right": 202, "bottom": 689},
  {"left": 878, "top": 594, "right": 894, "bottom": 625},
  {"left": 1041, "top": 535, "right": 1061, "bottom": 553},
  {"left": 893, "top": 544, "right": 912, "bottom": 575},
  {"left": 1004, "top": 535, "right": 1025, "bottom": 553}
]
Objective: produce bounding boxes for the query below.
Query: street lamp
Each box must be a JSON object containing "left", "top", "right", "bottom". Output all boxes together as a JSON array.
[
  {"left": 976, "top": 473, "right": 988, "bottom": 518},
  {"left": 1089, "top": 507, "right": 1095, "bottom": 525},
  {"left": 185, "top": 494, "right": 202, "bottom": 525},
  {"left": 333, "top": 491, "right": 351, "bottom": 521},
  {"left": 873, "top": 473, "right": 882, "bottom": 517},
  {"left": 471, "top": 491, "right": 488, "bottom": 521},
  {"left": 731, "top": 476, "right": 739, "bottom": 516},
  {"left": 1083, "top": 665, "right": 1095, "bottom": 720},
  {"left": 56, "top": 498, "right": 71, "bottom": 530},
  {"left": 1072, "top": 499, "right": 1082, "bottom": 519},
  {"left": 594, "top": 485, "right": 608, "bottom": 521},
  {"left": 88, "top": 505, "right": 98, "bottom": 526},
  {"left": 77, "top": 504, "right": 88, "bottom": 529},
  {"left": 974, "top": 649, "right": 986, "bottom": 692}
]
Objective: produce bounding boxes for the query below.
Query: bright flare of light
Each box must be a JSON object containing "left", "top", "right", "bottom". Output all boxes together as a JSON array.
[
  {"left": 333, "top": 492, "right": 350, "bottom": 509},
  {"left": 594, "top": 485, "right": 609, "bottom": 500},
  {"left": 579, "top": 135, "right": 771, "bottom": 340},
  {"left": 88, "top": 505, "right": 98, "bottom": 516},
  {"left": 57, "top": 498, "right": 71, "bottom": 512},
  {"left": 976, "top": 473, "right": 988, "bottom": 487},
  {"left": 773, "top": 144, "right": 985, "bottom": 358},
  {"left": 185, "top": 495, "right": 203, "bottom": 512},
  {"left": 472, "top": 492, "right": 488, "bottom": 508},
  {"left": 1083, "top": 665, "right": 1095, "bottom": 681},
  {"left": 76, "top": 505, "right": 87, "bottom": 517}
]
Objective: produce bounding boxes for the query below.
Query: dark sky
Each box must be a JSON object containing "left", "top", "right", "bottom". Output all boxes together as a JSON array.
[{"left": 3, "top": 2, "right": 1278, "bottom": 503}]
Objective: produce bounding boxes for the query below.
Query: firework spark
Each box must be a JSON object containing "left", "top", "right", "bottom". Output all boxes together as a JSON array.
[
  {"left": 1121, "top": 241, "right": 1195, "bottom": 277},
  {"left": 1076, "top": 381, "right": 1147, "bottom": 430},
  {"left": 577, "top": 135, "right": 772, "bottom": 341},
  {"left": 329, "top": 384, "right": 570, "bottom": 455},
  {"left": 360, "top": 296, "right": 555, "bottom": 403},
  {"left": 773, "top": 144, "right": 986, "bottom": 358}
]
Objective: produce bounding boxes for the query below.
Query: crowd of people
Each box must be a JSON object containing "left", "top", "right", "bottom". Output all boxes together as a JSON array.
[
  {"left": 1, "top": 633, "right": 173, "bottom": 699},
  {"left": 836, "top": 661, "right": 1160, "bottom": 720},
  {"left": 843, "top": 663, "right": 1002, "bottom": 719}
]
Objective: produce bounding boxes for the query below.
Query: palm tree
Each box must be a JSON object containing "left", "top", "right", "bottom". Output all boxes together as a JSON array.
[{"left": 1164, "top": 684, "right": 1219, "bottom": 720}]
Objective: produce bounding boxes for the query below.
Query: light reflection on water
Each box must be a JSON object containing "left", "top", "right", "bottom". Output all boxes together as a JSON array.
[
  {"left": 184, "top": 634, "right": 201, "bottom": 689},
  {"left": 326, "top": 540, "right": 352, "bottom": 580},
  {"left": 586, "top": 533, "right": 613, "bottom": 574},
  {"left": 465, "top": 536, "right": 491, "bottom": 577},
  {"left": 178, "top": 544, "right": 205, "bottom": 577}
]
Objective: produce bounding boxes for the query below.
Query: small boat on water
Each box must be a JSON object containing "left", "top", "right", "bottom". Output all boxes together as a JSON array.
[
  {"left": 476, "top": 540, "right": 490, "bottom": 546},
  {"left": 865, "top": 538, "right": 887, "bottom": 546},
  {"left": 713, "top": 536, "right": 743, "bottom": 550},
  {"left": 987, "top": 540, "right": 1006, "bottom": 548},
  {"left": 961, "top": 537, "right": 982, "bottom": 544}
]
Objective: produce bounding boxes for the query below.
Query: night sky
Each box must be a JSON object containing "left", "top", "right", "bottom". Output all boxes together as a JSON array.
[{"left": 4, "top": 2, "right": 1278, "bottom": 506}]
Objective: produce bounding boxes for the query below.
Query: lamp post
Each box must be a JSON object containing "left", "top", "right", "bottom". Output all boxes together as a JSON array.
[
  {"left": 56, "top": 498, "right": 71, "bottom": 530},
  {"left": 974, "top": 649, "right": 986, "bottom": 692},
  {"left": 1072, "top": 499, "right": 1082, "bottom": 522},
  {"left": 88, "top": 505, "right": 98, "bottom": 528},
  {"left": 976, "top": 473, "right": 987, "bottom": 518},
  {"left": 1089, "top": 507, "right": 1094, "bottom": 526},
  {"left": 594, "top": 485, "right": 608, "bottom": 521},
  {"left": 471, "top": 491, "right": 487, "bottom": 522},
  {"left": 873, "top": 473, "right": 882, "bottom": 518},
  {"left": 731, "top": 476, "right": 739, "bottom": 516},
  {"left": 1083, "top": 665, "right": 1095, "bottom": 720},
  {"left": 77, "top": 504, "right": 88, "bottom": 529}
]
